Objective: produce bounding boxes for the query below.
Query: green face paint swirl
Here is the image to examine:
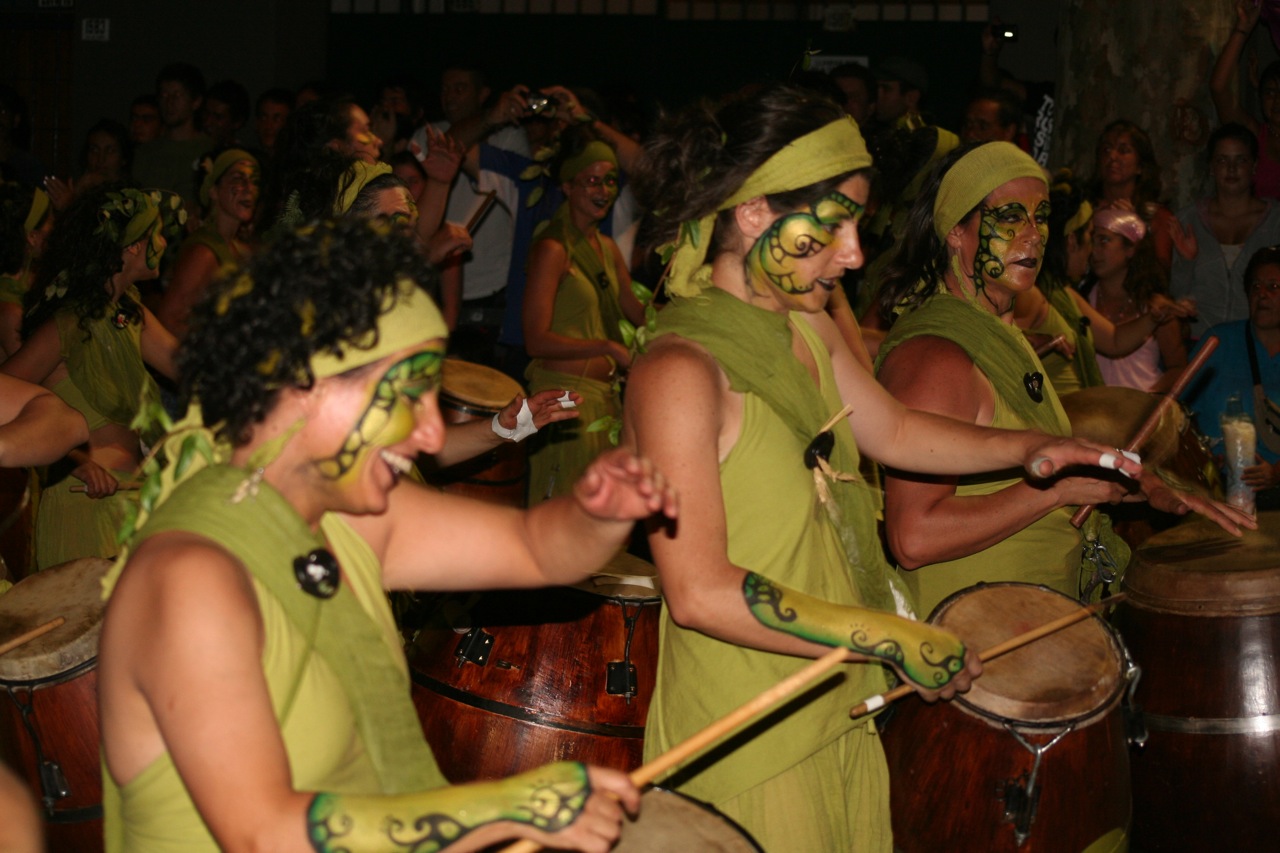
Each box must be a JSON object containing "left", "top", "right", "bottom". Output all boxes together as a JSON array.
[
  {"left": 747, "top": 192, "right": 865, "bottom": 294},
  {"left": 973, "top": 199, "right": 1051, "bottom": 286},
  {"left": 316, "top": 347, "right": 444, "bottom": 480}
]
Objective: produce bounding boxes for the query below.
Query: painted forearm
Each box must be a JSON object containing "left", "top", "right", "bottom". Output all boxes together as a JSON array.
[
  {"left": 308, "top": 761, "right": 590, "bottom": 853},
  {"left": 743, "top": 573, "right": 966, "bottom": 689}
]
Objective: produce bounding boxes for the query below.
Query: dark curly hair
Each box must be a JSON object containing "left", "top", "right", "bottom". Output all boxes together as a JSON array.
[
  {"left": 1041, "top": 169, "right": 1090, "bottom": 284},
  {"left": 632, "top": 84, "right": 859, "bottom": 261},
  {"left": 24, "top": 181, "right": 135, "bottom": 336},
  {"left": 180, "top": 217, "right": 439, "bottom": 445},
  {"left": 262, "top": 96, "right": 360, "bottom": 227}
]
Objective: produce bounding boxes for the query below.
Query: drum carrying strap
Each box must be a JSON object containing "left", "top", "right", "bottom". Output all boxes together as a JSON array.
[{"left": 1244, "top": 323, "right": 1280, "bottom": 455}]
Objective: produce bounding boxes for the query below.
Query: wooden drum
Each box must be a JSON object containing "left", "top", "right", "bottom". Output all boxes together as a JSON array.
[
  {"left": 0, "top": 557, "right": 111, "bottom": 853},
  {"left": 408, "top": 552, "right": 660, "bottom": 782},
  {"left": 883, "top": 583, "right": 1132, "bottom": 852},
  {"left": 1116, "top": 512, "right": 1280, "bottom": 851},
  {"left": 612, "top": 789, "right": 762, "bottom": 852},
  {"left": 419, "top": 358, "right": 527, "bottom": 507}
]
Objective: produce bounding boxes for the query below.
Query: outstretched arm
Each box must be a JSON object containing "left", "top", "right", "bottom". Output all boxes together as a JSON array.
[
  {"left": 0, "top": 372, "right": 88, "bottom": 466},
  {"left": 433, "top": 388, "right": 583, "bottom": 469},
  {"left": 1210, "top": 1, "right": 1263, "bottom": 131}
]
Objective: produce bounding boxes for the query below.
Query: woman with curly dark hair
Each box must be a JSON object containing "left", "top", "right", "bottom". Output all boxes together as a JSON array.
[
  {"left": 97, "top": 217, "right": 671, "bottom": 852},
  {"left": 0, "top": 182, "right": 181, "bottom": 568},
  {"left": 874, "top": 142, "right": 1246, "bottom": 622}
]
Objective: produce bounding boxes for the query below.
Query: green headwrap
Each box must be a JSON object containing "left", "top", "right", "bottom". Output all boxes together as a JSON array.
[
  {"left": 23, "top": 187, "right": 49, "bottom": 233},
  {"left": 666, "top": 116, "right": 872, "bottom": 298},
  {"left": 558, "top": 140, "right": 617, "bottom": 184},
  {"left": 334, "top": 160, "right": 393, "bottom": 216},
  {"left": 310, "top": 279, "right": 447, "bottom": 378},
  {"left": 95, "top": 187, "right": 186, "bottom": 271},
  {"left": 1063, "top": 199, "right": 1093, "bottom": 238},
  {"left": 932, "top": 141, "right": 1046, "bottom": 240},
  {"left": 198, "top": 148, "right": 259, "bottom": 208}
]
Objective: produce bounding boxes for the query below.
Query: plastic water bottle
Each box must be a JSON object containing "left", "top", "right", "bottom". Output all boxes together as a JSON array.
[{"left": 1221, "top": 395, "right": 1256, "bottom": 515}]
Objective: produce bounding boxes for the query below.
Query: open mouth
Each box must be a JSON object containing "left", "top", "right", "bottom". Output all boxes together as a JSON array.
[
  {"left": 380, "top": 449, "right": 414, "bottom": 476},
  {"left": 815, "top": 278, "right": 839, "bottom": 292},
  {"left": 1012, "top": 258, "right": 1039, "bottom": 270}
]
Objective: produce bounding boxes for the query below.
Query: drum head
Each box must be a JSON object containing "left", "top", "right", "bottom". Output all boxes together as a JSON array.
[
  {"left": 932, "top": 583, "right": 1124, "bottom": 727},
  {"left": 441, "top": 359, "right": 523, "bottom": 413},
  {"left": 0, "top": 557, "right": 111, "bottom": 683},
  {"left": 614, "top": 789, "right": 762, "bottom": 852},
  {"left": 1129, "top": 511, "right": 1280, "bottom": 615},
  {"left": 1061, "top": 385, "right": 1185, "bottom": 469},
  {"left": 569, "top": 551, "right": 662, "bottom": 601}
]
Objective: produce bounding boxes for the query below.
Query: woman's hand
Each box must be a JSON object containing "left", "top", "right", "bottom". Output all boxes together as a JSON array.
[
  {"left": 1021, "top": 434, "right": 1144, "bottom": 481},
  {"left": 1147, "top": 294, "right": 1197, "bottom": 325},
  {"left": 499, "top": 389, "right": 583, "bottom": 432},
  {"left": 604, "top": 340, "right": 632, "bottom": 372},
  {"left": 424, "top": 222, "right": 472, "bottom": 265},
  {"left": 416, "top": 125, "right": 463, "bottom": 185},
  {"left": 1134, "top": 468, "right": 1257, "bottom": 534},
  {"left": 485, "top": 86, "right": 530, "bottom": 129},
  {"left": 72, "top": 460, "right": 119, "bottom": 498},
  {"left": 1243, "top": 455, "right": 1280, "bottom": 490},
  {"left": 888, "top": 620, "right": 983, "bottom": 702},
  {"left": 518, "top": 765, "right": 640, "bottom": 853},
  {"left": 43, "top": 175, "right": 74, "bottom": 211},
  {"left": 1046, "top": 473, "right": 1133, "bottom": 509},
  {"left": 573, "top": 448, "right": 678, "bottom": 524}
]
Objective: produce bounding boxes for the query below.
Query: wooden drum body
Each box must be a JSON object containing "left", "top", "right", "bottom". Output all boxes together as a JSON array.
[
  {"left": 0, "top": 558, "right": 111, "bottom": 853},
  {"left": 420, "top": 359, "right": 527, "bottom": 507},
  {"left": 407, "top": 553, "right": 660, "bottom": 782},
  {"left": 1116, "top": 513, "right": 1280, "bottom": 851},
  {"left": 884, "top": 583, "right": 1132, "bottom": 852}
]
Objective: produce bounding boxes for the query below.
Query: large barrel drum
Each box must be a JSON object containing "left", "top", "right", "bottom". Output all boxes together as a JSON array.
[
  {"left": 0, "top": 557, "right": 111, "bottom": 853},
  {"left": 1116, "top": 512, "right": 1280, "bottom": 851},
  {"left": 407, "top": 552, "right": 660, "bottom": 781},
  {"left": 884, "top": 583, "right": 1132, "bottom": 852}
]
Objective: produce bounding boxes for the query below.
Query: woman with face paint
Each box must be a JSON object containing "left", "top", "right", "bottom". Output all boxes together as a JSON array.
[
  {"left": 523, "top": 127, "right": 645, "bottom": 503},
  {"left": 622, "top": 88, "right": 1154, "bottom": 852},
  {"left": 97, "top": 219, "right": 674, "bottom": 853},
  {"left": 1, "top": 183, "right": 182, "bottom": 569},
  {"left": 156, "top": 147, "right": 260, "bottom": 339},
  {"left": 875, "top": 142, "right": 1251, "bottom": 621}
]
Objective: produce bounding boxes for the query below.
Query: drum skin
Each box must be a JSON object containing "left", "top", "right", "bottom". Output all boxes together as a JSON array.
[
  {"left": 419, "top": 359, "right": 527, "bottom": 508},
  {"left": 0, "top": 558, "right": 111, "bottom": 853},
  {"left": 883, "top": 583, "right": 1131, "bottom": 852},
  {"left": 613, "top": 789, "right": 762, "bottom": 853},
  {"left": 407, "top": 556, "right": 660, "bottom": 782},
  {"left": 1116, "top": 513, "right": 1280, "bottom": 851}
]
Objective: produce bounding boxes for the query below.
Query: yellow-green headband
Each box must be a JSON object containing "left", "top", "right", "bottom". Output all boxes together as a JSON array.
[
  {"left": 933, "top": 141, "right": 1046, "bottom": 240},
  {"left": 1063, "top": 199, "right": 1093, "bottom": 238},
  {"left": 310, "top": 279, "right": 448, "bottom": 379},
  {"left": 23, "top": 188, "right": 50, "bottom": 234},
  {"left": 666, "top": 116, "right": 871, "bottom": 298},
  {"left": 334, "top": 160, "right": 393, "bottom": 216},
  {"left": 558, "top": 140, "right": 618, "bottom": 184},
  {"left": 199, "top": 148, "right": 259, "bottom": 208}
]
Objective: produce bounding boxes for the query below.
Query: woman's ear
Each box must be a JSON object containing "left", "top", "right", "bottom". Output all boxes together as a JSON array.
[
  {"left": 945, "top": 221, "right": 968, "bottom": 253},
  {"left": 732, "top": 196, "right": 774, "bottom": 241}
]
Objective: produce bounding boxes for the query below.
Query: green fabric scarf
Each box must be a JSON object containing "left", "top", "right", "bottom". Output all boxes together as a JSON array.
[
  {"left": 535, "top": 202, "right": 626, "bottom": 346},
  {"left": 1041, "top": 273, "right": 1105, "bottom": 389},
  {"left": 655, "top": 288, "right": 897, "bottom": 613}
]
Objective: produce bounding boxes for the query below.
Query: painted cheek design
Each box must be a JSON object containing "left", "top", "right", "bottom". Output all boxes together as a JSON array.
[
  {"left": 975, "top": 201, "right": 1045, "bottom": 284},
  {"left": 746, "top": 193, "right": 864, "bottom": 294},
  {"left": 316, "top": 349, "right": 444, "bottom": 480}
]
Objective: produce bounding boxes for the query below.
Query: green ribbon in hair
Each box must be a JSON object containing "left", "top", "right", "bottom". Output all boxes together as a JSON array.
[
  {"left": 310, "top": 278, "right": 447, "bottom": 378},
  {"left": 333, "top": 160, "right": 392, "bottom": 215},
  {"left": 557, "top": 140, "right": 617, "bottom": 184},
  {"left": 23, "top": 187, "right": 49, "bottom": 233},
  {"left": 666, "top": 116, "right": 872, "bottom": 298},
  {"left": 932, "top": 141, "right": 1046, "bottom": 240},
  {"left": 198, "top": 148, "right": 259, "bottom": 208}
]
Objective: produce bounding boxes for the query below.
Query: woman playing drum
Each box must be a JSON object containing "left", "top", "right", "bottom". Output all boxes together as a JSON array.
[
  {"left": 98, "top": 219, "right": 676, "bottom": 852},
  {"left": 623, "top": 86, "right": 1143, "bottom": 852}
]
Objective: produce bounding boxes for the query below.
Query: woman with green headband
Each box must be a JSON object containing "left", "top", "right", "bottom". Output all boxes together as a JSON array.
[
  {"left": 2, "top": 182, "right": 182, "bottom": 570},
  {"left": 156, "top": 147, "right": 260, "bottom": 338},
  {"left": 875, "top": 142, "right": 1250, "bottom": 621},
  {"left": 0, "top": 183, "right": 52, "bottom": 358},
  {"left": 98, "top": 219, "right": 674, "bottom": 853},
  {"left": 523, "top": 127, "right": 644, "bottom": 503},
  {"left": 623, "top": 87, "right": 1149, "bottom": 852}
]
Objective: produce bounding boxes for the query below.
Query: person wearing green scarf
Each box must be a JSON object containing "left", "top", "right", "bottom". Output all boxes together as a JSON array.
[
  {"left": 98, "top": 219, "right": 675, "bottom": 853},
  {"left": 875, "top": 142, "right": 1252, "bottom": 624},
  {"left": 0, "top": 183, "right": 182, "bottom": 569},
  {"left": 623, "top": 88, "right": 1152, "bottom": 853},
  {"left": 523, "top": 128, "right": 644, "bottom": 503}
]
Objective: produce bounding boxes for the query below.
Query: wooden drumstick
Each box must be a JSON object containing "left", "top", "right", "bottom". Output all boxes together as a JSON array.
[
  {"left": 464, "top": 191, "right": 498, "bottom": 235},
  {"left": 499, "top": 646, "right": 850, "bottom": 853},
  {"left": 70, "top": 481, "right": 141, "bottom": 493},
  {"left": 847, "top": 593, "right": 1126, "bottom": 718},
  {"left": 0, "top": 617, "right": 65, "bottom": 658},
  {"left": 1034, "top": 334, "right": 1067, "bottom": 358},
  {"left": 1070, "top": 337, "right": 1218, "bottom": 528}
]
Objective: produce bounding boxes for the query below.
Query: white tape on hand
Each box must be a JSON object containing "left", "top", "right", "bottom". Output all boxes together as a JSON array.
[
  {"left": 492, "top": 399, "right": 538, "bottom": 442},
  {"left": 557, "top": 390, "right": 577, "bottom": 409}
]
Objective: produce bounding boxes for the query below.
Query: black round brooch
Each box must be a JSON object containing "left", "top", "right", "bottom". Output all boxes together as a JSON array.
[{"left": 293, "top": 548, "right": 340, "bottom": 599}]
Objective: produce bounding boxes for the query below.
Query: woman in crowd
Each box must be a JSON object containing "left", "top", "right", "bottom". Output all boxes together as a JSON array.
[
  {"left": 156, "top": 147, "right": 260, "bottom": 338},
  {"left": 1, "top": 183, "right": 180, "bottom": 568},
  {"left": 876, "top": 142, "right": 1246, "bottom": 621},
  {"left": 0, "top": 183, "right": 52, "bottom": 358},
  {"left": 523, "top": 128, "right": 643, "bottom": 502},
  {"left": 1081, "top": 208, "right": 1188, "bottom": 392},
  {"left": 1210, "top": 0, "right": 1280, "bottom": 201},
  {"left": 622, "top": 87, "right": 1151, "bottom": 853},
  {"left": 1172, "top": 122, "right": 1280, "bottom": 339}
]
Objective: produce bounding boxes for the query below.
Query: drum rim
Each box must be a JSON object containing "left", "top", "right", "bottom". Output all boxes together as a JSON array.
[
  {"left": 624, "top": 788, "right": 765, "bottom": 853},
  {"left": 931, "top": 582, "right": 1127, "bottom": 729},
  {"left": 441, "top": 358, "right": 524, "bottom": 412}
]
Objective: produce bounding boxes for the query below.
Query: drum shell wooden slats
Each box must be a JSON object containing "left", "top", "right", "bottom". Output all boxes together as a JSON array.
[
  {"left": 1117, "top": 513, "right": 1280, "bottom": 852},
  {"left": 407, "top": 580, "right": 659, "bottom": 782}
]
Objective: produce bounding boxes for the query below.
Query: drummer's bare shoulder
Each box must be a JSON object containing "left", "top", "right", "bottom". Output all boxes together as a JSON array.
[{"left": 877, "top": 334, "right": 990, "bottom": 423}]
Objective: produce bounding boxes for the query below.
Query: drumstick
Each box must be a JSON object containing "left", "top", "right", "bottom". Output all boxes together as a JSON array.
[
  {"left": 464, "top": 191, "right": 497, "bottom": 234},
  {"left": 1034, "top": 334, "right": 1067, "bottom": 358},
  {"left": 0, "top": 617, "right": 65, "bottom": 658},
  {"left": 1071, "top": 337, "right": 1218, "bottom": 527},
  {"left": 70, "top": 481, "right": 141, "bottom": 493},
  {"left": 499, "top": 646, "right": 850, "bottom": 853},
  {"left": 847, "top": 593, "right": 1126, "bottom": 718}
]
